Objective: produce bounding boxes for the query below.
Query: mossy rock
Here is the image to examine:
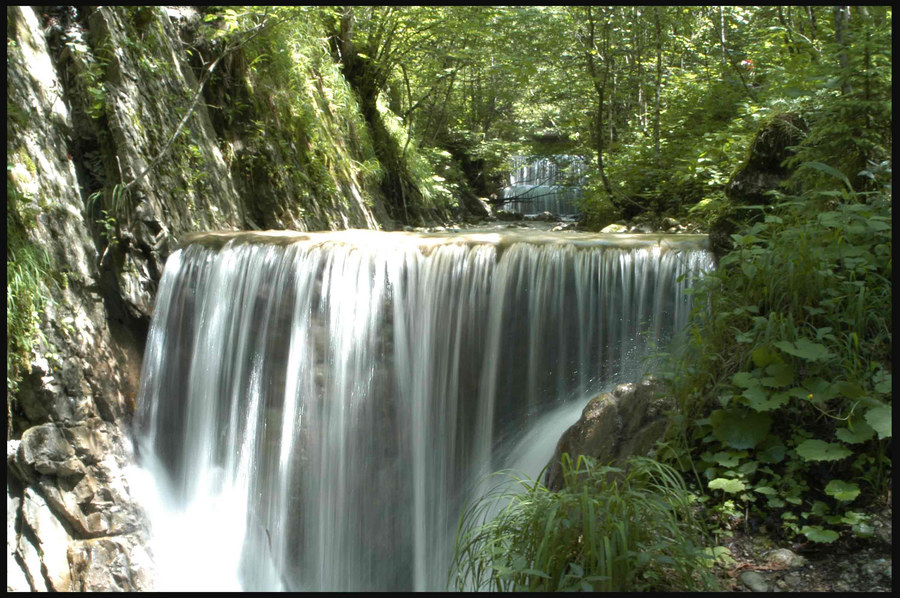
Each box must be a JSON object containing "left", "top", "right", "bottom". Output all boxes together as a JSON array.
[
  {"left": 725, "top": 113, "right": 806, "bottom": 207},
  {"left": 711, "top": 113, "right": 807, "bottom": 260}
]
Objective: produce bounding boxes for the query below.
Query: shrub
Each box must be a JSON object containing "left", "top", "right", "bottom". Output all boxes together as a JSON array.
[{"left": 659, "top": 163, "right": 892, "bottom": 544}]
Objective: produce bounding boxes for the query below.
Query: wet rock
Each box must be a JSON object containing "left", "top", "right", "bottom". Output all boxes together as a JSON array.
[
  {"left": 740, "top": 570, "right": 770, "bottom": 592},
  {"left": 544, "top": 377, "right": 671, "bottom": 490},
  {"left": 495, "top": 209, "right": 524, "bottom": 221},
  {"left": 523, "top": 211, "right": 558, "bottom": 222},
  {"left": 600, "top": 223, "right": 628, "bottom": 233}
]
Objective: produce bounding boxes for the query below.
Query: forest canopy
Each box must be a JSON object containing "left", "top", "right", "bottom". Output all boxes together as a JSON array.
[{"left": 201, "top": 5, "right": 891, "bottom": 227}]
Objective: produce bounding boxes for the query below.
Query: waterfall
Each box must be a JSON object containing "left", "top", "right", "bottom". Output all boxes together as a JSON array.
[
  {"left": 501, "top": 155, "right": 587, "bottom": 217},
  {"left": 134, "top": 229, "right": 713, "bottom": 591}
]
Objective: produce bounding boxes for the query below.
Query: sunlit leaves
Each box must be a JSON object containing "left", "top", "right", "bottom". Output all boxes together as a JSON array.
[
  {"left": 824, "top": 480, "right": 860, "bottom": 502},
  {"left": 864, "top": 406, "right": 892, "bottom": 440}
]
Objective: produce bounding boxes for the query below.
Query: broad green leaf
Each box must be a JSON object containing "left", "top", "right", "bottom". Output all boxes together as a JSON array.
[
  {"left": 752, "top": 345, "right": 781, "bottom": 368},
  {"left": 795, "top": 439, "right": 851, "bottom": 462},
  {"left": 836, "top": 380, "right": 864, "bottom": 399},
  {"left": 709, "top": 478, "right": 746, "bottom": 493},
  {"left": 754, "top": 485, "right": 777, "bottom": 495},
  {"left": 766, "top": 496, "right": 785, "bottom": 508},
  {"left": 824, "top": 479, "right": 860, "bottom": 502},
  {"left": 834, "top": 419, "right": 875, "bottom": 444},
  {"left": 774, "top": 338, "right": 834, "bottom": 362},
  {"left": 732, "top": 371, "right": 758, "bottom": 388},
  {"left": 864, "top": 406, "right": 892, "bottom": 439},
  {"left": 765, "top": 363, "right": 794, "bottom": 387},
  {"left": 711, "top": 451, "right": 745, "bottom": 467},
  {"left": 710, "top": 409, "right": 772, "bottom": 449},
  {"left": 873, "top": 373, "right": 891, "bottom": 394},
  {"left": 801, "top": 377, "right": 838, "bottom": 401},
  {"left": 737, "top": 460, "right": 758, "bottom": 475},
  {"left": 744, "top": 388, "right": 789, "bottom": 412},
  {"left": 757, "top": 439, "right": 786, "bottom": 464},
  {"left": 800, "top": 525, "right": 839, "bottom": 543}
]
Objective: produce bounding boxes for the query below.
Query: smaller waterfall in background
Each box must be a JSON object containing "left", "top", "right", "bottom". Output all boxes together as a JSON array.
[
  {"left": 134, "top": 230, "right": 713, "bottom": 592},
  {"left": 501, "top": 155, "right": 587, "bottom": 217}
]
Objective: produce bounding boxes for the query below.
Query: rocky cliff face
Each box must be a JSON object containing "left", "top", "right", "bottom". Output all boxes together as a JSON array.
[{"left": 6, "top": 6, "right": 392, "bottom": 590}]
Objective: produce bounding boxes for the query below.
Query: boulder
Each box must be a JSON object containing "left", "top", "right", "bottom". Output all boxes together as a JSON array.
[
  {"left": 600, "top": 223, "right": 628, "bottom": 233},
  {"left": 17, "top": 423, "right": 85, "bottom": 480},
  {"left": 459, "top": 193, "right": 494, "bottom": 221},
  {"left": 662, "top": 217, "right": 680, "bottom": 229},
  {"left": 766, "top": 548, "right": 807, "bottom": 569},
  {"left": 495, "top": 209, "right": 524, "bottom": 221},
  {"left": 543, "top": 377, "right": 672, "bottom": 490},
  {"left": 711, "top": 113, "right": 806, "bottom": 260}
]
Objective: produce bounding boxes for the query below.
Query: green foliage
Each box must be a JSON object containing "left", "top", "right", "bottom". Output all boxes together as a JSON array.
[
  {"left": 6, "top": 167, "right": 56, "bottom": 395},
  {"left": 451, "top": 455, "right": 718, "bottom": 592},
  {"left": 659, "top": 168, "right": 892, "bottom": 544},
  {"left": 579, "top": 178, "right": 623, "bottom": 230},
  {"left": 200, "top": 7, "right": 385, "bottom": 223}
]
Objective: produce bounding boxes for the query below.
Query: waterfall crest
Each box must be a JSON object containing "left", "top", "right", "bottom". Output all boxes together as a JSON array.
[{"left": 135, "top": 230, "right": 713, "bottom": 591}]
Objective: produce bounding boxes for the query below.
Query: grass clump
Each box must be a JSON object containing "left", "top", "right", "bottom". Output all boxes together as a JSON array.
[
  {"left": 450, "top": 455, "right": 718, "bottom": 592},
  {"left": 6, "top": 167, "right": 55, "bottom": 396}
]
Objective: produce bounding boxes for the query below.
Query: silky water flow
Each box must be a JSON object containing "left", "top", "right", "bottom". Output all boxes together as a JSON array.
[{"left": 132, "top": 230, "right": 714, "bottom": 591}]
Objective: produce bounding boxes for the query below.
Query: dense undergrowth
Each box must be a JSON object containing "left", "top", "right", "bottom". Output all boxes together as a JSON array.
[{"left": 659, "top": 168, "right": 892, "bottom": 545}]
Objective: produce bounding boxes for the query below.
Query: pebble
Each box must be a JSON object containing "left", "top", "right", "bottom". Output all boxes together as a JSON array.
[{"left": 740, "top": 570, "right": 770, "bottom": 592}]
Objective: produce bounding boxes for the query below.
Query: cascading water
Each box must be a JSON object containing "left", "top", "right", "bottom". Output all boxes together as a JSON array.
[
  {"left": 501, "top": 155, "right": 587, "bottom": 217},
  {"left": 134, "top": 229, "right": 713, "bottom": 591}
]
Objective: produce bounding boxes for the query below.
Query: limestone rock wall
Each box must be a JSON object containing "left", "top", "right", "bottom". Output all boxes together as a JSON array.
[{"left": 6, "top": 5, "right": 391, "bottom": 590}]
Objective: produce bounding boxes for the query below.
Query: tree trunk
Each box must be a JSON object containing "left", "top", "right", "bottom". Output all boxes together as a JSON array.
[
  {"left": 654, "top": 8, "right": 662, "bottom": 170},
  {"left": 594, "top": 88, "right": 612, "bottom": 196},
  {"left": 833, "top": 6, "right": 852, "bottom": 95}
]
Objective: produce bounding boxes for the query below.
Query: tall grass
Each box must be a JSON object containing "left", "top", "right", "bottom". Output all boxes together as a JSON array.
[{"left": 450, "top": 455, "right": 717, "bottom": 592}]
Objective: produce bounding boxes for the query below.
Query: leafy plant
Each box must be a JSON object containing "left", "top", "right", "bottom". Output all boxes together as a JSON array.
[
  {"left": 450, "top": 455, "right": 718, "bottom": 591},
  {"left": 659, "top": 167, "right": 892, "bottom": 544}
]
